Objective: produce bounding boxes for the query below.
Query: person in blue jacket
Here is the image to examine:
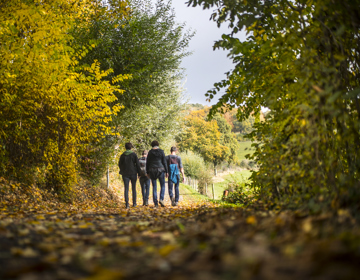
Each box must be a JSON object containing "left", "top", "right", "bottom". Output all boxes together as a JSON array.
[
  {"left": 166, "top": 146, "right": 185, "bottom": 206},
  {"left": 118, "top": 142, "right": 141, "bottom": 209}
]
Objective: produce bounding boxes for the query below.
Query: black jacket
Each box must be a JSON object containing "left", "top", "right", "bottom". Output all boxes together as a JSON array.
[
  {"left": 118, "top": 150, "right": 141, "bottom": 177},
  {"left": 146, "top": 148, "right": 168, "bottom": 174}
]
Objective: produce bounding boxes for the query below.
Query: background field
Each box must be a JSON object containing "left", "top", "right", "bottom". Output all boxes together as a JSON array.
[
  {"left": 202, "top": 170, "right": 253, "bottom": 200},
  {"left": 236, "top": 141, "right": 256, "bottom": 161}
]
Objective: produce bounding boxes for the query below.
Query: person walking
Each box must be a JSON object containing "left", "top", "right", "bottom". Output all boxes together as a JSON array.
[
  {"left": 146, "top": 140, "right": 168, "bottom": 207},
  {"left": 118, "top": 142, "right": 141, "bottom": 209},
  {"left": 166, "top": 146, "right": 185, "bottom": 206},
  {"left": 138, "top": 150, "right": 150, "bottom": 206}
]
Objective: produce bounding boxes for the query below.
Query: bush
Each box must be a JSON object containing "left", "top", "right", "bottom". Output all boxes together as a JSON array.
[
  {"left": 223, "top": 181, "right": 256, "bottom": 206},
  {"left": 181, "top": 151, "right": 206, "bottom": 179},
  {"left": 180, "top": 151, "right": 213, "bottom": 194}
]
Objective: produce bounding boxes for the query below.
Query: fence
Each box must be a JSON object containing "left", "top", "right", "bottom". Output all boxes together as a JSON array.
[{"left": 182, "top": 177, "right": 215, "bottom": 199}]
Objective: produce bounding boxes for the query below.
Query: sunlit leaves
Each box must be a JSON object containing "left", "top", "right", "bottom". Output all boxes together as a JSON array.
[
  {"left": 0, "top": 0, "right": 128, "bottom": 188},
  {"left": 177, "top": 110, "right": 238, "bottom": 167}
]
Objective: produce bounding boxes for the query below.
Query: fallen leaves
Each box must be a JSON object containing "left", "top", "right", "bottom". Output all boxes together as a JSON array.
[{"left": 1, "top": 178, "right": 360, "bottom": 279}]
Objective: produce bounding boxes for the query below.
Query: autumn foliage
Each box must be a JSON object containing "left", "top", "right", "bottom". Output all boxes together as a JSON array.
[{"left": 0, "top": 0, "right": 129, "bottom": 190}]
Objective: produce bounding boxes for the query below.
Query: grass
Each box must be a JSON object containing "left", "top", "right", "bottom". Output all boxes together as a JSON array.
[
  {"left": 180, "top": 183, "right": 209, "bottom": 202},
  {"left": 212, "top": 170, "right": 253, "bottom": 200},
  {"left": 236, "top": 141, "right": 256, "bottom": 161}
]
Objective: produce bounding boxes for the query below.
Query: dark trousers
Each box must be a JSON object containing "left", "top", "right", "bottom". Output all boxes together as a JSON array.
[
  {"left": 122, "top": 174, "right": 137, "bottom": 206},
  {"left": 151, "top": 171, "right": 165, "bottom": 205},
  {"left": 168, "top": 175, "right": 180, "bottom": 203},
  {"left": 140, "top": 176, "right": 150, "bottom": 202}
]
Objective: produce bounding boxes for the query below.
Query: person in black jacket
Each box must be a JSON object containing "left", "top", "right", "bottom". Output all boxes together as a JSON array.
[
  {"left": 118, "top": 142, "right": 141, "bottom": 209},
  {"left": 146, "top": 140, "right": 168, "bottom": 207}
]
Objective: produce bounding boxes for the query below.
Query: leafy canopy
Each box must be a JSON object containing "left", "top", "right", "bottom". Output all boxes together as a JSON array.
[
  {"left": 187, "top": 0, "right": 360, "bottom": 211},
  {"left": 0, "top": 0, "right": 129, "bottom": 188}
]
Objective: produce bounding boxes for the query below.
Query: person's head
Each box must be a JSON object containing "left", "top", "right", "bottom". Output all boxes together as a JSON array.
[
  {"left": 170, "top": 146, "right": 177, "bottom": 153},
  {"left": 125, "top": 142, "right": 133, "bottom": 150},
  {"left": 142, "top": 150, "right": 148, "bottom": 157},
  {"left": 151, "top": 140, "right": 159, "bottom": 147}
]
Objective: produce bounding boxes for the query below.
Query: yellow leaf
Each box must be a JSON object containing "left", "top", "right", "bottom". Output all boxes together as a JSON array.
[
  {"left": 158, "top": 244, "right": 177, "bottom": 257},
  {"left": 246, "top": 215, "right": 257, "bottom": 225}
]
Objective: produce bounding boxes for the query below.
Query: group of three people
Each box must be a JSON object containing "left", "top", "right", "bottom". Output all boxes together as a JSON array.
[{"left": 118, "top": 140, "right": 185, "bottom": 209}]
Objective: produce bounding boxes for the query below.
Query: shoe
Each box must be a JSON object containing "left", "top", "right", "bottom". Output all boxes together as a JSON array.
[
  {"left": 154, "top": 204, "right": 159, "bottom": 208},
  {"left": 171, "top": 197, "right": 175, "bottom": 206},
  {"left": 125, "top": 204, "right": 130, "bottom": 209},
  {"left": 133, "top": 205, "right": 137, "bottom": 208},
  {"left": 159, "top": 200, "right": 165, "bottom": 207},
  {"left": 174, "top": 202, "right": 178, "bottom": 206},
  {"left": 142, "top": 201, "right": 146, "bottom": 206},
  {"left": 145, "top": 199, "right": 149, "bottom": 206}
]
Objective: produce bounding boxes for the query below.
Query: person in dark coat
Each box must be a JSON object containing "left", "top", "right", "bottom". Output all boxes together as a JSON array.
[
  {"left": 146, "top": 140, "right": 168, "bottom": 207},
  {"left": 118, "top": 142, "right": 141, "bottom": 209}
]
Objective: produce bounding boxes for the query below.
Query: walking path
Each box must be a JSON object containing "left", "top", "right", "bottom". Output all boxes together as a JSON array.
[{"left": 1, "top": 178, "right": 358, "bottom": 279}]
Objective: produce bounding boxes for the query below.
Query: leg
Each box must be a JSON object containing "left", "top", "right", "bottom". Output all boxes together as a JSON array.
[
  {"left": 145, "top": 178, "right": 150, "bottom": 204},
  {"left": 168, "top": 178, "right": 174, "bottom": 200},
  {"left": 159, "top": 172, "right": 166, "bottom": 206},
  {"left": 140, "top": 177, "right": 146, "bottom": 205},
  {"left": 122, "top": 176, "right": 130, "bottom": 208},
  {"left": 130, "top": 174, "right": 137, "bottom": 206},
  {"left": 175, "top": 175, "right": 180, "bottom": 203},
  {"left": 151, "top": 178, "right": 158, "bottom": 206}
]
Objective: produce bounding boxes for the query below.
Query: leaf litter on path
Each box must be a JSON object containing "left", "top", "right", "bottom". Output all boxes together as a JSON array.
[{"left": 1, "top": 181, "right": 360, "bottom": 279}]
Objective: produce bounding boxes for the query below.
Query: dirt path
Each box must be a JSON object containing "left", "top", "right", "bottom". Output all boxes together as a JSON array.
[{"left": 1, "top": 182, "right": 359, "bottom": 279}]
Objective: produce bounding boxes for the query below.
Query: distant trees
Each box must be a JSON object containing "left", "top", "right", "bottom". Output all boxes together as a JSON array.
[
  {"left": 177, "top": 109, "right": 238, "bottom": 174},
  {"left": 224, "top": 109, "right": 255, "bottom": 135}
]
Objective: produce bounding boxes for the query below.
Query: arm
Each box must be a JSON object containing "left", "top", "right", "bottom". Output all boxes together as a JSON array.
[
  {"left": 134, "top": 154, "right": 141, "bottom": 177},
  {"left": 118, "top": 155, "right": 122, "bottom": 173},
  {"left": 161, "top": 151, "right": 168, "bottom": 175},
  {"left": 146, "top": 151, "right": 151, "bottom": 173},
  {"left": 178, "top": 157, "right": 185, "bottom": 182}
]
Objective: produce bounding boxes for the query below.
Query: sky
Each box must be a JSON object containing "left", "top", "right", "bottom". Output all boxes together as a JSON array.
[{"left": 167, "top": 1, "right": 246, "bottom": 105}]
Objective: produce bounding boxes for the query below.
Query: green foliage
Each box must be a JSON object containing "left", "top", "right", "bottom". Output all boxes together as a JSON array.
[
  {"left": 181, "top": 151, "right": 207, "bottom": 179},
  {"left": 226, "top": 109, "right": 255, "bottom": 134},
  {"left": 188, "top": 0, "right": 360, "bottom": 211},
  {"left": 181, "top": 151, "right": 213, "bottom": 194},
  {"left": 74, "top": 0, "right": 193, "bottom": 152}
]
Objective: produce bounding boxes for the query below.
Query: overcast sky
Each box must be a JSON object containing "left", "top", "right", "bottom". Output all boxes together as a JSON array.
[
  {"left": 167, "top": 1, "right": 246, "bottom": 105},
  {"left": 170, "top": 1, "right": 230, "bottom": 105}
]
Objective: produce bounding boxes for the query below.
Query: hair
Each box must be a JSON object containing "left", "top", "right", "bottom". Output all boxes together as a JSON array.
[
  {"left": 142, "top": 150, "right": 148, "bottom": 156},
  {"left": 170, "top": 146, "right": 177, "bottom": 152},
  {"left": 151, "top": 140, "right": 159, "bottom": 147},
  {"left": 125, "top": 142, "right": 133, "bottom": 150}
]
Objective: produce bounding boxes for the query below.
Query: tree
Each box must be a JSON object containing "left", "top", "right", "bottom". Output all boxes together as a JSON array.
[
  {"left": 0, "top": 0, "right": 128, "bottom": 189},
  {"left": 187, "top": 0, "right": 360, "bottom": 211},
  {"left": 177, "top": 110, "right": 238, "bottom": 175},
  {"left": 73, "top": 0, "right": 193, "bottom": 160}
]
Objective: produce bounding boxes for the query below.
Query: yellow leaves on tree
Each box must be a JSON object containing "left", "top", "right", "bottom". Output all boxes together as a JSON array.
[
  {"left": 0, "top": 0, "right": 130, "bottom": 189},
  {"left": 178, "top": 111, "right": 230, "bottom": 167}
]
